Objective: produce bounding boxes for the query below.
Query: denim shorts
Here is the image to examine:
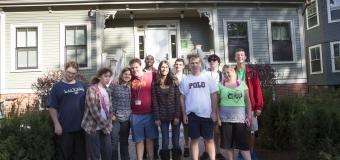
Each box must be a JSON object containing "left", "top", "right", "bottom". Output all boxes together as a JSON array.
[
  {"left": 188, "top": 112, "right": 214, "bottom": 140},
  {"left": 130, "top": 113, "right": 158, "bottom": 142}
]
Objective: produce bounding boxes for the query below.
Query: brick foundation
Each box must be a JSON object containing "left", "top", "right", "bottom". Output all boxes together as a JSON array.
[
  {"left": 274, "top": 83, "right": 308, "bottom": 97},
  {"left": 0, "top": 93, "right": 39, "bottom": 116}
]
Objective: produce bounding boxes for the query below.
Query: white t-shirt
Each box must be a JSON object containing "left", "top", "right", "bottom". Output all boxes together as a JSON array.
[
  {"left": 179, "top": 73, "right": 218, "bottom": 118},
  {"left": 175, "top": 72, "right": 186, "bottom": 83},
  {"left": 204, "top": 70, "right": 222, "bottom": 86}
]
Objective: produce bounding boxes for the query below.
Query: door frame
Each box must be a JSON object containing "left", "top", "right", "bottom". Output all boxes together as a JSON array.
[{"left": 133, "top": 20, "right": 181, "bottom": 65}]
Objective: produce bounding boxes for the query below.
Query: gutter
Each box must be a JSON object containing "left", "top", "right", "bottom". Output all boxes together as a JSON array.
[{"left": 0, "top": 1, "right": 305, "bottom": 8}]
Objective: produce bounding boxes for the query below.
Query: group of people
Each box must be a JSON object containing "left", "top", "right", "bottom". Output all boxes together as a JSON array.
[{"left": 48, "top": 48, "right": 263, "bottom": 160}]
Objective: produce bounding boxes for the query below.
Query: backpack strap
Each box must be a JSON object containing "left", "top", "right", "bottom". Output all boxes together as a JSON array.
[{"left": 92, "top": 84, "right": 109, "bottom": 116}]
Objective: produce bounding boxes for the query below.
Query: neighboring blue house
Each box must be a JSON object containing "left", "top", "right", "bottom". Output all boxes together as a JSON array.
[
  {"left": 305, "top": 0, "right": 340, "bottom": 87},
  {"left": 0, "top": 0, "right": 306, "bottom": 104}
]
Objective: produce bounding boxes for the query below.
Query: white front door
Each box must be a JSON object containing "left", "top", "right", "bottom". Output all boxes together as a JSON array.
[
  {"left": 145, "top": 29, "right": 169, "bottom": 68},
  {"left": 135, "top": 20, "right": 180, "bottom": 68}
]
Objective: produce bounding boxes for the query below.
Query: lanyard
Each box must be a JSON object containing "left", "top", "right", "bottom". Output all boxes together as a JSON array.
[{"left": 136, "top": 76, "right": 144, "bottom": 100}]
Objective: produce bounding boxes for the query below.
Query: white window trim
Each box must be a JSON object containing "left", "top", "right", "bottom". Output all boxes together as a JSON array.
[
  {"left": 10, "top": 23, "right": 42, "bottom": 73},
  {"left": 60, "top": 22, "right": 92, "bottom": 70},
  {"left": 306, "top": 0, "right": 320, "bottom": 30},
  {"left": 267, "top": 19, "right": 297, "bottom": 64},
  {"left": 223, "top": 19, "right": 254, "bottom": 64},
  {"left": 330, "top": 41, "right": 340, "bottom": 72},
  {"left": 327, "top": 0, "right": 340, "bottom": 23},
  {"left": 308, "top": 44, "right": 323, "bottom": 74}
]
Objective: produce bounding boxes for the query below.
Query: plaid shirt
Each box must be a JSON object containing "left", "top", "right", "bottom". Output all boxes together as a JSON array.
[{"left": 81, "top": 85, "right": 113, "bottom": 135}]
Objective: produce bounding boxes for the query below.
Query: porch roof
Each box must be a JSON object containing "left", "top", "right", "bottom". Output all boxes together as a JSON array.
[{"left": 0, "top": 0, "right": 305, "bottom": 8}]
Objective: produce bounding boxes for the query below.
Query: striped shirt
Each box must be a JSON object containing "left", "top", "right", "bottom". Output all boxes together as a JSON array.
[{"left": 152, "top": 83, "right": 180, "bottom": 121}]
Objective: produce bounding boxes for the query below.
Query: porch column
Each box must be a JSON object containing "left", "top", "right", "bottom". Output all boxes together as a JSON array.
[
  {"left": 96, "top": 10, "right": 117, "bottom": 69},
  {"left": 197, "top": 9, "right": 221, "bottom": 60}
]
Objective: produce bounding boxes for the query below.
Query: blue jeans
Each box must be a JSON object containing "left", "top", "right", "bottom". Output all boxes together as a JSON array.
[
  {"left": 111, "top": 120, "right": 130, "bottom": 160},
  {"left": 160, "top": 120, "right": 180, "bottom": 150},
  {"left": 86, "top": 130, "right": 112, "bottom": 160}
]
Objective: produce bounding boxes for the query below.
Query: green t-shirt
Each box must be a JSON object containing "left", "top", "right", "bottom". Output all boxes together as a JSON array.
[
  {"left": 237, "top": 68, "right": 246, "bottom": 82},
  {"left": 217, "top": 81, "right": 248, "bottom": 107}
]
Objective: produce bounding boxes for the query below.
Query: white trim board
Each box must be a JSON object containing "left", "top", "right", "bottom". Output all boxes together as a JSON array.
[
  {"left": 10, "top": 23, "right": 43, "bottom": 73},
  {"left": 59, "top": 22, "right": 92, "bottom": 70},
  {"left": 276, "top": 78, "right": 307, "bottom": 84},
  {"left": 0, "top": 12, "right": 5, "bottom": 94},
  {"left": 298, "top": 7, "right": 307, "bottom": 79},
  {"left": 212, "top": 9, "right": 220, "bottom": 59},
  {"left": 223, "top": 19, "right": 254, "bottom": 64},
  {"left": 0, "top": 89, "right": 34, "bottom": 94},
  {"left": 330, "top": 41, "right": 340, "bottom": 72},
  {"left": 306, "top": 0, "right": 320, "bottom": 30},
  {"left": 267, "top": 19, "right": 297, "bottom": 64},
  {"left": 327, "top": 0, "right": 340, "bottom": 23},
  {"left": 308, "top": 44, "right": 323, "bottom": 74}
]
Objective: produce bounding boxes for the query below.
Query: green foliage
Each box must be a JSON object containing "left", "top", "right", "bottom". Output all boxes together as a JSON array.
[
  {"left": 248, "top": 64, "right": 276, "bottom": 88},
  {"left": 0, "top": 101, "right": 55, "bottom": 160},
  {"left": 258, "top": 88, "right": 340, "bottom": 159}
]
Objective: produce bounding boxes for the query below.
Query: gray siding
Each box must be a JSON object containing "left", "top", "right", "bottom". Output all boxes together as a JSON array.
[
  {"left": 4, "top": 10, "right": 97, "bottom": 89},
  {"left": 217, "top": 7, "right": 305, "bottom": 81},
  {"left": 305, "top": 0, "right": 340, "bottom": 85}
]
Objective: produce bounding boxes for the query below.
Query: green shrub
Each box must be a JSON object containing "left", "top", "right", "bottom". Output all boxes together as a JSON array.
[
  {"left": 295, "top": 94, "right": 340, "bottom": 160},
  {"left": 0, "top": 109, "right": 55, "bottom": 159},
  {"left": 258, "top": 97, "right": 304, "bottom": 150},
  {"left": 258, "top": 88, "right": 340, "bottom": 159}
]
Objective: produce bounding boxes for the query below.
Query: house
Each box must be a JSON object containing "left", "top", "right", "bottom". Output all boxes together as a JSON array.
[
  {"left": 305, "top": 0, "right": 340, "bottom": 88},
  {"left": 0, "top": 0, "right": 306, "bottom": 111}
]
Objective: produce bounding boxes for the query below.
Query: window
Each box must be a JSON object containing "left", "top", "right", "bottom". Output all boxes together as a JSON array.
[
  {"left": 269, "top": 21, "right": 295, "bottom": 63},
  {"left": 16, "top": 27, "right": 38, "bottom": 69},
  {"left": 138, "top": 35, "right": 145, "bottom": 59},
  {"left": 327, "top": 0, "right": 340, "bottom": 22},
  {"left": 306, "top": 0, "right": 319, "bottom": 29},
  {"left": 65, "top": 26, "right": 87, "bottom": 68},
  {"left": 330, "top": 0, "right": 340, "bottom": 9},
  {"left": 330, "top": 42, "right": 340, "bottom": 72},
  {"left": 225, "top": 21, "right": 251, "bottom": 63},
  {"left": 309, "top": 44, "right": 323, "bottom": 74},
  {"left": 171, "top": 34, "right": 177, "bottom": 58}
]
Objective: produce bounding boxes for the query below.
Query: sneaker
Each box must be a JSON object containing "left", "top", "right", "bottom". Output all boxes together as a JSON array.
[
  {"left": 216, "top": 153, "right": 226, "bottom": 160},
  {"left": 154, "top": 149, "right": 159, "bottom": 159},
  {"left": 200, "top": 152, "right": 209, "bottom": 160},
  {"left": 183, "top": 147, "right": 190, "bottom": 157},
  {"left": 238, "top": 152, "right": 244, "bottom": 160}
]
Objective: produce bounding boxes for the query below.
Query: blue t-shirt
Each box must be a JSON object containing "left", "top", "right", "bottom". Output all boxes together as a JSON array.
[{"left": 48, "top": 80, "right": 87, "bottom": 133}]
